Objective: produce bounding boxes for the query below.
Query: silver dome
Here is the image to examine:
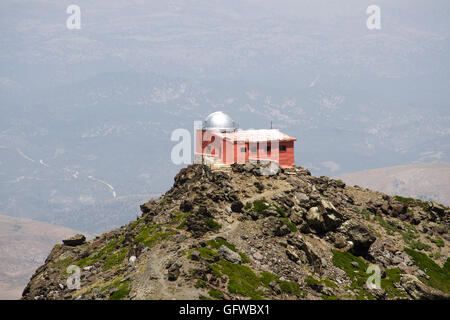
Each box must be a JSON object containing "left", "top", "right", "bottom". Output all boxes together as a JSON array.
[{"left": 203, "top": 111, "right": 236, "bottom": 132}]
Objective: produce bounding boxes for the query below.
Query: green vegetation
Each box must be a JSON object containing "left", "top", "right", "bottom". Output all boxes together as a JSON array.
[
  {"left": 374, "top": 216, "right": 432, "bottom": 251},
  {"left": 375, "top": 216, "right": 399, "bottom": 236},
  {"left": 214, "top": 259, "right": 265, "bottom": 299},
  {"left": 361, "top": 209, "right": 372, "bottom": 221},
  {"left": 274, "top": 205, "right": 286, "bottom": 218},
  {"left": 332, "top": 250, "right": 404, "bottom": 299},
  {"left": 173, "top": 212, "right": 190, "bottom": 229},
  {"left": 205, "top": 218, "right": 222, "bottom": 231},
  {"left": 409, "top": 241, "right": 431, "bottom": 251},
  {"left": 206, "top": 238, "right": 250, "bottom": 263},
  {"left": 109, "top": 280, "right": 131, "bottom": 300},
  {"left": 197, "top": 247, "right": 219, "bottom": 260},
  {"left": 250, "top": 199, "right": 297, "bottom": 232},
  {"left": 210, "top": 261, "right": 304, "bottom": 300},
  {"left": 252, "top": 199, "right": 271, "bottom": 214},
  {"left": 305, "top": 276, "right": 337, "bottom": 289},
  {"left": 72, "top": 237, "right": 125, "bottom": 271},
  {"left": 334, "top": 179, "right": 346, "bottom": 188},
  {"left": 321, "top": 294, "right": 339, "bottom": 300},
  {"left": 394, "top": 196, "right": 430, "bottom": 212},
  {"left": 381, "top": 268, "right": 406, "bottom": 298},
  {"left": 195, "top": 279, "right": 207, "bottom": 288},
  {"left": 135, "top": 223, "right": 176, "bottom": 247},
  {"left": 103, "top": 247, "right": 129, "bottom": 271},
  {"left": 206, "top": 238, "right": 236, "bottom": 251},
  {"left": 280, "top": 217, "right": 297, "bottom": 232},
  {"left": 404, "top": 248, "right": 450, "bottom": 293},
  {"left": 208, "top": 290, "right": 224, "bottom": 300},
  {"left": 198, "top": 238, "right": 303, "bottom": 299},
  {"left": 51, "top": 257, "right": 74, "bottom": 270},
  {"left": 427, "top": 236, "right": 444, "bottom": 248}
]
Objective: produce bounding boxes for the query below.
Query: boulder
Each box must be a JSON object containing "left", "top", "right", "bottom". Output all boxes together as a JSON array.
[
  {"left": 62, "top": 234, "right": 86, "bottom": 247},
  {"left": 400, "top": 274, "right": 449, "bottom": 300},
  {"left": 179, "top": 200, "right": 193, "bottom": 213},
  {"left": 167, "top": 262, "right": 181, "bottom": 281},
  {"left": 218, "top": 245, "right": 242, "bottom": 264},
  {"left": 339, "top": 219, "right": 376, "bottom": 256},
  {"left": 231, "top": 200, "right": 244, "bottom": 213},
  {"left": 305, "top": 200, "right": 343, "bottom": 234}
]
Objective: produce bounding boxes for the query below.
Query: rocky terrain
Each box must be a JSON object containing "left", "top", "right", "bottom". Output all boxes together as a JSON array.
[{"left": 22, "top": 164, "right": 449, "bottom": 300}]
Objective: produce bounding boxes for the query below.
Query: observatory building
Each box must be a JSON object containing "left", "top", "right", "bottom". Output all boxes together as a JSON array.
[{"left": 195, "top": 111, "right": 296, "bottom": 168}]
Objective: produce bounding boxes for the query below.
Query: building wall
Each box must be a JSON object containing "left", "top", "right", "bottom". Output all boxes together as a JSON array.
[
  {"left": 195, "top": 129, "right": 295, "bottom": 167},
  {"left": 278, "top": 141, "right": 295, "bottom": 167}
]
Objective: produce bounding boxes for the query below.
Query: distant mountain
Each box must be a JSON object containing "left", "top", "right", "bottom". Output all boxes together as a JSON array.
[
  {"left": 337, "top": 163, "right": 450, "bottom": 206},
  {"left": 0, "top": 214, "right": 78, "bottom": 300}
]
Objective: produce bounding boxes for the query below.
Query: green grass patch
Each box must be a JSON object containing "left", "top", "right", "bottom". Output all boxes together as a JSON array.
[
  {"left": 51, "top": 257, "right": 74, "bottom": 271},
  {"left": 206, "top": 238, "right": 250, "bottom": 263},
  {"left": 214, "top": 259, "right": 264, "bottom": 300},
  {"left": 279, "top": 217, "right": 297, "bottom": 232},
  {"left": 205, "top": 218, "right": 222, "bottom": 231},
  {"left": 274, "top": 205, "right": 287, "bottom": 218},
  {"left": 135, "top": 223, "right": 176, "bottom": 247},
  {"left": 427, "top": 236, "right": 444, "bottom": 248},
  {"left": 252, "top": 199, "right": 270, "bottom": 214},
  {"left": 404, "top": 248, "right": 450, "bottom": 293},
  {"left": 332, "top": 250, "right": 404, "bottom": 300},
  {"left": 208, "top": 290, "right": 224, "bottom": 300},
  {"left": 109, "top": 280, "right": 131, "bottom": 300},
  {"left": 198, "top": 247, "right": 219, "bottom": 260},
  {"left": 195, "top": 279, "right": 208, "bottom": 288},
  {"left": 361, "top": 209, "right": 371, "bottom": 221},
  {"left": 305, "top": 276, "right": 338, "bottom": 289},
  {"left": 103, "top": 247, "right": 129, "bottom": 271},
  {"left": 207, "top": 238, "right": 236, "bottom": 251},
  {"left": 211, "top": 261, "right": 304, "bottom": 299},
  {"left": 375, "top": 216, "right": 400, "bottom": 236}
]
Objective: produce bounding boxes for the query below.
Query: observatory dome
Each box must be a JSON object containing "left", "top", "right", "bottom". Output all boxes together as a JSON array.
[{"left": 203, "top": 111, "right": 236, "bottom": 132}]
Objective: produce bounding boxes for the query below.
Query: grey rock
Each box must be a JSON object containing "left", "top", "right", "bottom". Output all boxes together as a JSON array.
[{"left": 218, "top": 245, "right": 242, "bottom": 264}]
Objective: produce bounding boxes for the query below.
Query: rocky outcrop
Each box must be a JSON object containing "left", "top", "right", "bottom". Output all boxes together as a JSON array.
[
  {"left": 62, "top": 234, "right": 86, "bottom": 247},
  {"left": 22, "top": 164, "right": 449, "bottom": 301}
]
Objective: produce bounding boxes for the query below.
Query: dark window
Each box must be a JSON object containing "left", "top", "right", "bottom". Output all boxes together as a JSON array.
[
  {"left": 267, "top": 146, "right": 271, "bottom": 152},
  {"left": 240, "top": 147, "right": 246, "bottom": 153},
  {"left": 279, "top": 145, "right": 287, "bottom": 152}
]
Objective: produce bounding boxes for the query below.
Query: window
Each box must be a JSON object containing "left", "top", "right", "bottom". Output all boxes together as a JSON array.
[
  {"left": 240, "top": 147, "right": 246, "bottom": 153},
  {"left": 266, "top": 146, "right": 271, "bottom": 152},
  {"left": 250, "top": 146, "right": 257, "bottom": 153},
  {"left": 206, "top": 146, "right": 211, "bottom": 152},
  {"left": 279, "top": 145, "right": 287, "bottom": 152}
]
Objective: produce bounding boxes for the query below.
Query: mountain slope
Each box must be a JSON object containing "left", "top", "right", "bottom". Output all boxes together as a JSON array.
[
  {"left": 22, "top": 164, "right": 449, "bottom": 300},
  {"left": 0, "top": 214, "right": 78, "bottom": 299},
  {"left": 337, "top": 163, "right": 450, "bottom": 206}
]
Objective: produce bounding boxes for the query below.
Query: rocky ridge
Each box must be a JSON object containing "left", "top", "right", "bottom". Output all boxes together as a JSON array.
[{"left": 22, "top": 163, "right": 449, "bottom": 300}]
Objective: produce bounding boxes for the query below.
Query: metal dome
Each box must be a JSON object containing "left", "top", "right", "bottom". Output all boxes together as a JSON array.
[{"left": 203, "top": 111, "right": 236, "bottom": 132}]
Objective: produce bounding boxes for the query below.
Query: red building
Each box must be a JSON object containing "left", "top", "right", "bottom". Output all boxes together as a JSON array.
[{"left": 195, "top": 111, "right": 296, "bottom": 168}]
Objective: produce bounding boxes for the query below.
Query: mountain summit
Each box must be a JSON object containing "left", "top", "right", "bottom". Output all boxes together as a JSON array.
[{"left": 22, "top": 164, "right": 449, "bottom": 300}]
